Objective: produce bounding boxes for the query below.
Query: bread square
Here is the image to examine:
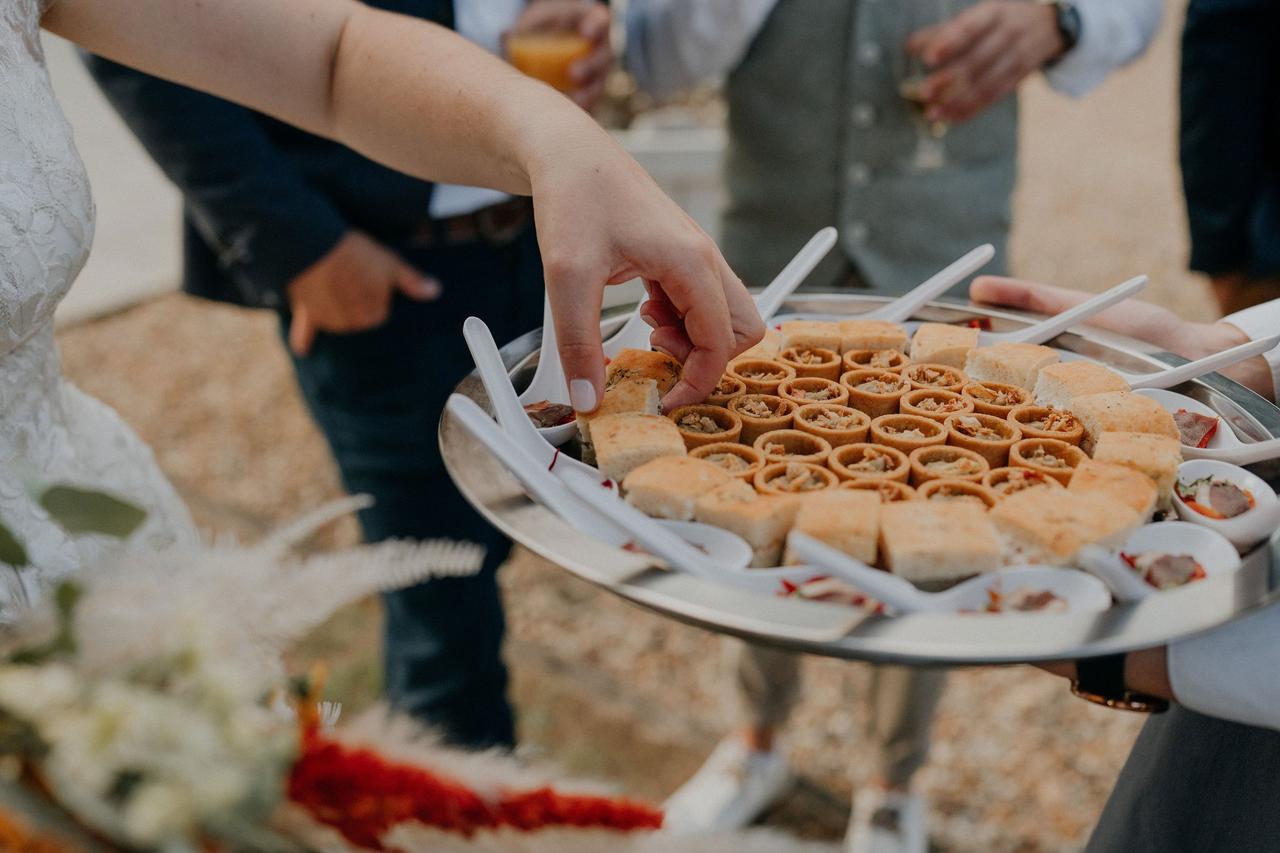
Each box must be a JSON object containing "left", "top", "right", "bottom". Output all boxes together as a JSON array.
[
  {"left": 576, "top": 377, "right": 661, "bottom": 455},
  {"left": 606, "top": 348, "right": 683, "bottom": 395},
  {"left": 990, "top": 488, "right": 1141, "bottom": 565},
  {"left": 591, "top": 413, "right": 686, "bottom": 483},
  {"left": 1068, "top": 391, "right": 1180, "bottom": 453},
  {"left": 1091, "top": 431, "right": 1183, "bottom": 509},
  {"left": 623, "top": 456, "right": 733, "bottom": 521},
  {"left": 1032, "top": 361, "right": 1129, "bottom": 410},
  {"left": 694, "top": 480, "right": 800, "bottom": 567},
  {"left": 837, "top": 319, "right": 909, "bottom": 354},
  {"left": 879, "top": 501, "right": 1001, "bottom": 587},
  {"left": 909, "top": 323, "right": 980, "bottom": 368},
  {"left": 779, "top": 320, "right": 843, "bottom": 353},
  {"left": 740, "top": 328, "right": 783, "bottom": 360},
  {"left": 783, "top": 489, "right": 881, "bottom": 565},
  {"left": 1068, "top": 459, "right": 1158, "bottom": 519},
  {"left": 963, "top": 343, "right": 1060, "bottom": 391}
]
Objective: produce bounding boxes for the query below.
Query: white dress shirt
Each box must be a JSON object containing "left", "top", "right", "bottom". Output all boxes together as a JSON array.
[
  {"left": 429, "top": 0, "right": 523, "bottom": 219},
  {"left": 625, "top": 0, "right": 1163, "bottom": 102}
]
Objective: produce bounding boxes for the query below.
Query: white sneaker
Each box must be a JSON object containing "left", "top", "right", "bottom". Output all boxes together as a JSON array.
[
  {"left": 661, "top": 737, "right": 793, "bottom": 834},
  {"left": 846, "top": 787, "right": 927, "bottom": 853}
]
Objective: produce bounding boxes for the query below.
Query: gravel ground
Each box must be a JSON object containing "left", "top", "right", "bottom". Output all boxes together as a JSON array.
[{"left": 55, "top": 3, "right": 1207, "bottom": 849}]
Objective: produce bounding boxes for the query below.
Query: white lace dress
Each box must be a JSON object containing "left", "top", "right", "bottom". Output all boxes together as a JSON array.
[{"left": 0, "top": 0, "right": 197, "bottom": 594}]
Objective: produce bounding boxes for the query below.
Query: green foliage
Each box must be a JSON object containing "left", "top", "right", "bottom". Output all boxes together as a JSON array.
[
  {"left": 10, "top": 581, "right": 83, "bottom": 665},
  {"left": 0, "top": 520, "right": 27, "bottom": 568},
  {"left": 38, "top": 485, "right": 147, "bottom": 538}
]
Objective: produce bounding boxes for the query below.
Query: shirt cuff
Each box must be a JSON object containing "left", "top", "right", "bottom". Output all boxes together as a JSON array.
[
  {"left": 1168, "top": 603, "right": 1280, "bottom": 732},
  {"left": 1222, "top": 299, "right": 1280, "bottom": 401},
  {"left": 1043, "top": 0, "right": 1162, "bottom": 98}
]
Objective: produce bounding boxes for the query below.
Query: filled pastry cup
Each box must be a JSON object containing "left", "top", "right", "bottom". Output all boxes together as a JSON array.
[
  {"left": 869, "top": 414, "right": 947, "bottom": 454},
  {"left": 903, "top": 362, "right": 968, "bottom": 393},
  {"left": 777, "top": 376, "right": 850, "bottom": 408},
  {"left": 908, "top": 445, "right": 990, "bottom": 487},
  {"left": 667, "top": 404, "right": 743, "bottom": 450},
  {"left": 916, "top": 478, "right": 998, "bottom": 510},
  {"left": 1007, "top": 404, "right": 1085, "bottom": 446},
  {"left": 962, "top": 381, "right": 1030, "bottom": 418},
  {"left": 828, "top": 442, "right": 911, "bottom": 483},
  {"left": 727, "top": 357, "right": 797, "bottom": 395},
  {"left": 779, "top": 346, "right": 842, "bottom": 381},
  {"left": 729, "top": 394, "right": 797, "bottom": 444},
  {"left": 1009, "top": 437, "right": 1087, "bottom": 486},
  {"left": 690, "top": 441, "right": 765, "bottom": 482},
  {"left": 944, "top": 413, "right": 1023, "bottom": 468},
  {"left": 842, "top": 348, "right": 911, "bottom": 374},
  {"left": 793, "top": 403, "right": 871, "bottom": 447},
  {"left": 754, "top": 461, "right": 839, "bottom": 496},
  {"left": 840, "top": 478, "right": 918, "bottom": 503},
  {"left": 983, "top": 466, "right": 1065, "bottom": 499},
  {"left": 840, "top": 369, "right": 910, "bottom": 418},
  {"left": 899, "top": 388, "right": 976, "bottom": 424},
  {"left": 753, "top": 428, "right": 834, "bottom": 465},
  {"left": 707, "top": 375, "right": 747, "bottom": 408}
]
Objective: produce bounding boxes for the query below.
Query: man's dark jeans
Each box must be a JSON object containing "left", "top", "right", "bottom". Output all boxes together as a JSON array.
[{"left": 286, "top": 224, "right": 544, "bottom": 749}]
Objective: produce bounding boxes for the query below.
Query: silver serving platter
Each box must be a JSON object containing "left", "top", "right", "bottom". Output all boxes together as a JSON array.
[{"left": 441, "top": 294, "right": 1280, "bottom": 664}]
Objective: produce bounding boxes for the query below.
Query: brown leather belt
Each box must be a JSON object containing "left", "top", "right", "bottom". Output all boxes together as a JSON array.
[{"left": 408, "top": 196, "right": 534, "bottom": 249}]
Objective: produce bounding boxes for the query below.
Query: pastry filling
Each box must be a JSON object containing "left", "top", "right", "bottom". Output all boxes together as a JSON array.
[
  {"left": 1025, "top": 409, "right": 1079, "bottom": 433},
  {"left": 705, "top": 452, "right": 752, "bottom": 472},
  {"left": 923, "top": 456, "right": 982, "bottom": 477},
  {"left": 713, "top": 378, "right": 740, "bottom": 396},
  {"left": 807, "top": 410, "right": 859, "bottom": 430},
  {"left": 1176, "top": 476, "right": 1255, "bottom": 519},
  {"left": 847, "top": 447, "right": 897, "bottom": 474},
  {"left": 953, "top": 415, "right": 1004, "bottom": 441},
  {"left": 856, "top": 377, "right": 903, "bottom": 394},
  {"left": 913, "top": 396, "right": 966, "bottom": 413},
  {"left": 1121, "top": 551, "right": 1207, "bottom": 590},
  {"left": 766, "top": 463, "right": 828, "bottom": 492},
  {"left": 678, "top": 412, "right": 725, "bottom": 434},
  {"left": 983, "top": 587, "right": 1067, "bottom": 613},
  {"left": 742, "top": 367, "right": 787, "bottom": 381},
  {"left": 925, "top": 485, "right": 984, "bottom": 505},
  {"left": 798, "top": 386, "right": 836, "bottom": 401},
  {"left": 882, "top": 424, "right": 928, "bottom": 439},
  {"left": 1026, "top": 446, "right": 1068, "bottom": 469},
  {"left": 739, "top": 398, "right": 781, "bottom": 419},
  {"left": 910, "top": 366, "right": 958, "bottom": 387},
  {"left": 790, "top": 349, "right": 829, "bottom": 365},
  {"left": 993, "top": 469, "right": 1051, "bottom": 494},
  {"left": 968, "top": 384, "right": 1022, "bottom": 407},
  {"left": 1174, "top": 409, "right": 1219, "bottom": 448}
]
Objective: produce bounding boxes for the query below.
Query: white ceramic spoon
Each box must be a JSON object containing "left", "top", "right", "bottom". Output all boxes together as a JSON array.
[
  {"left": 515, "top": 296, "right": 578, "bottom": 447},
  {"left": 1077, "top": 521, "right": 1242, "bottom": 602},
  {"left": 1125, "top": 334, "right": 1280, "bottom": 390},
  {"left": 979, "top": 275, "right": 1149, "bottom": 345},
  {"left": 859, "top": 244, "right": 996, "bottom": 323},
  {"left": 1182, "top": 438, "right": 1280, "bottom": 466},
  {"left": 462, "top": 316, "right": 597, "bottom": 477},
  {"left": 787, "top": 534, "right": 1110, "bottom": 614}
]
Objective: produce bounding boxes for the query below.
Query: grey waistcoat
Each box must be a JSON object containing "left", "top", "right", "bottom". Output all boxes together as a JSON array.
[{"left": 722, "top": 0, "right": 1017, "bottom": 295}]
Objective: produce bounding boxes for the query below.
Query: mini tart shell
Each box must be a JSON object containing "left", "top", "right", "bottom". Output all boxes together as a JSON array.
[
  {"left": 793, "top": 403, "right": 871, "bottom": 447},
  {"left": 777, "top": 377, "right": 850, "bottom": 408},
  {"left": 667, "top": 404, "right": 743, "bottom": 450},
  {"left": 983, "top": 466, "right": 1065, "bottom": 498},
  {"left": 779, "top": 346, "right": 842, "bottom": 381},
  {"left": 899, "top": 388, "right": 976, "bottom": 424},
  {"left": 690, "top": 442, "right": 765, "bottom": 482},
  {"left": 944, "top": 413, "right": 1022, "bottom": 468},
  {"left": 840, "top": 478, "right": 918, "bottom": 502},
  {"left": 962, "top": 381, "right": 1030, "bottom": 417},
  {"left": 1007, "top": 404, "right": 1085, "bottom": 446},
  {"left": 1008, "top": 438, "right": 1087, "bottom": 486},
  {"left": 840, "top": 369, "right": 910, "bottom": 418},
  {"left": 707, "top": 376, "right": 747, "bottom": 407},
  {"left": 842, "top": 349, "right": 911, "bottom": 374},
  {"left": 754, "top": 461, "right": 839, "bottom": 496},
  {"left": 828, "top": 442, "right": 911, "bottom": 483},
  {"left": 729, "top": 394, "right": 797, "bottom": 444},
  {"left": 908, "top": 445, "right": 990, "bottom": 487},
  {"left": 753, "top": 428, "right": 833, "bottom": 465},
  {"left": 869, "top": 414, "right": 946, "bottom": 454},
  {"left": 903, "top": 362, "right": 968, "bottom": 393},
  {"left": 916, "top": 478, "right": 998, "bottom": 509},
  {"left": 727, "top": 357, "right": 796, "bottom": 395}
]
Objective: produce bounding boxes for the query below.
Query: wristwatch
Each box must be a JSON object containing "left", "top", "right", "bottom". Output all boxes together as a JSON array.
[
  {"left": 1039, "top": 0, "right": 1082, "bottom": 66},
  {"left": 1071, "top": 653, "right": 1170, "bottom": 713}
]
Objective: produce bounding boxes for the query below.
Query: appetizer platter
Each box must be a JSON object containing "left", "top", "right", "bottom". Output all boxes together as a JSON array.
[{"left": 441, "top": 287, "right": 1280, "bottom": 665}]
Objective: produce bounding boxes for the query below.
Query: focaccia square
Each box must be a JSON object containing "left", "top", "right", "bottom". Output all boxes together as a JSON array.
[
  {"left": 779, "top": 320, "right": 843, "bottom": 353},
  {"left": 837, "top": 319, "right": 909, "bottom": 354},
  {"left": 606, "top": 348, "right": 683, "bottom": 395},
  {"left": 694, "top": 480, "right": 800, "bottom": 567},
  {"left": 739, "top": 328, "right": 783, "bottom": 360},
  {"left": 1068, "top": 459, "right": 1159, "bottom": 519},
  {"left": 1068, "top": 391, "right": 1180, "bottom": 454},
  {"left": 990, "top": 487, "right": 1140, "bottom": 565},
  {"left": 576, "top": 377, "right": 661, "bottom": 455},
  {"left": 879, "top": 501, "right": 1001, "bottom": 587},
  {"left": 1091, "top": 431, "right": 1182, "bottom": 509},
  {"left": 909, "top": 323, "right": 980, "bottom": 368},
  {"left": 783, "top": 489, "right": 881, "bottom": 565},
  {"left": 623, "top": 456, "right": 733, "bottom": 521},
  {"left": 963, "top": 342, "right": 1060, "bottom": 391},
  {"left": 1033, "top": 361, "right": 1129, "bottom": 410},
  {"left": 591, "top": 413, "right": 686, "bottom": 483}
]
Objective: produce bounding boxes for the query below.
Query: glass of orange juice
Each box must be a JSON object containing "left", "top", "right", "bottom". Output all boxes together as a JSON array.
[{"left": 507, "top": 31, "right": 593, "bottom": 93}]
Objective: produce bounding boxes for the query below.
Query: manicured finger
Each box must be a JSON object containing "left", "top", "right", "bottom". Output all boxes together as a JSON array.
[
  {"left": 717, "top": 254, "right": 765, "bottom": 357},
  {"left": 970, "top": 276, "right": 1093, "bottom": 315},
  {"left": 653, "top": 254, "right": 735, "bottom": 409},
  {"left": 289, "top": 307, "right": 318, "bottom": 357},
  {"left": 394, "top": 266, "right": 442, "bottom": 301},
  {"left": 545, "top": 254, "right": 607, "bottom": 412}
]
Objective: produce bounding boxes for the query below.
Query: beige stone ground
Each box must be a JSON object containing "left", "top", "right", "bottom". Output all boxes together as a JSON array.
[{"left": 55, "top": 2, "right": 1212, "bottom": 850}]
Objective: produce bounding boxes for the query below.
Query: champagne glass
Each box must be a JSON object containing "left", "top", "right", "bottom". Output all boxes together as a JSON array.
[{"left": 895, "top": 0, "right": 954, "bottom": 172}]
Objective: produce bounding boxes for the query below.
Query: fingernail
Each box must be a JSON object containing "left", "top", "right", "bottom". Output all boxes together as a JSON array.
[
  {"left": 569, "top": 378, "right": 597, "bottom": 412},
  {"left": 421, "top": 278, "right": 442, "bottom": 298},
  {"left": 640, "top": 312, "right": 659, "bottom": 329}
]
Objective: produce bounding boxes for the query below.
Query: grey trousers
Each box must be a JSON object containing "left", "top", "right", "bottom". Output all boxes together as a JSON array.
[
  {"left": 1086, "top": 705, "right": 1280, "bottom": 852},
  {"left": 734, "top": 641, "right": 946, "bottom": 788}
]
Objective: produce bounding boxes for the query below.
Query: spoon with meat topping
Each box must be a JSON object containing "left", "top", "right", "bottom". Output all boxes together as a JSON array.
[{"left": 1172, "top": 459, "right": 1280, "bottom": 548}]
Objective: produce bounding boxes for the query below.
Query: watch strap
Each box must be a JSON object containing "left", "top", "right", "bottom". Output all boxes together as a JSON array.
[{"left": 1072, "top": 654, "right": 1170, "bottom": 714}]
